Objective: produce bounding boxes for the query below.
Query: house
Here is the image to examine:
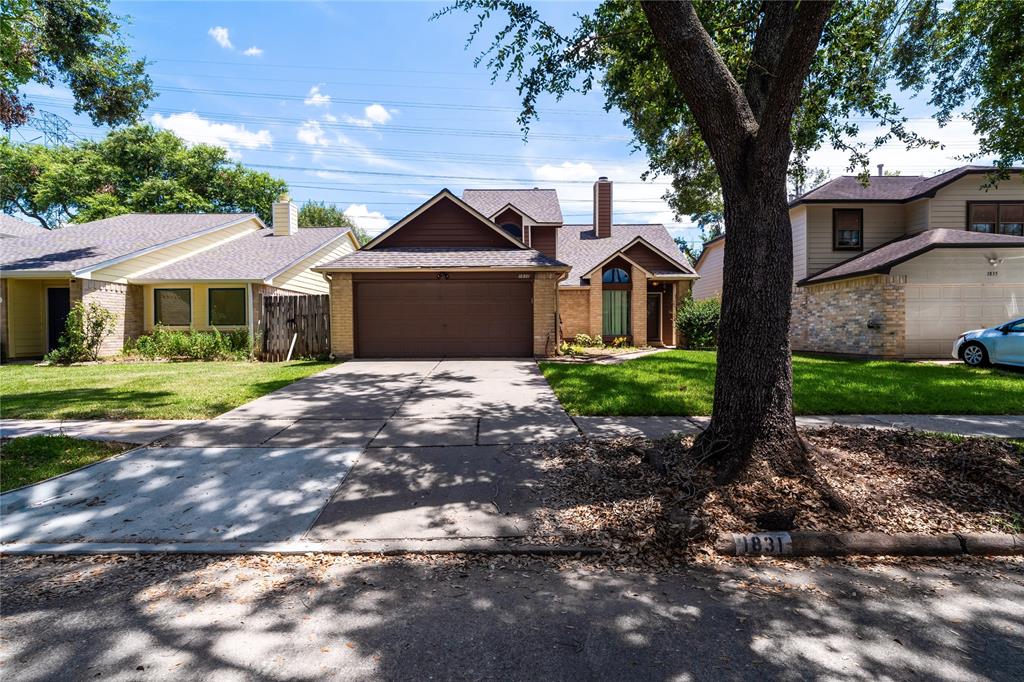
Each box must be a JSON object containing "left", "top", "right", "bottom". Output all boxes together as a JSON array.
[
  {"left": 314, "top": 177, "right": 697, "bottom": 357},
  {"left": 0, "top": 198, "right": 358, "bottom": 359},
  {"left": 692, "top": 165, "right": 1024, "bottom": 358}
]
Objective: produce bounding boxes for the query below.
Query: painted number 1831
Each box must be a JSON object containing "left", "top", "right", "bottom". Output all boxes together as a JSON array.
[{"left": 733, "top": 532, "right": 793, "bottom": 556}]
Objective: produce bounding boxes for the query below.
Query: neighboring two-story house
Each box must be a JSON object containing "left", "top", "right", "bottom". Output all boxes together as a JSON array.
[
  {"left": 315, "top": 177, "right": 697, "bottom": 357},
  {"left": 693, "top": 165, "right": 1024, "bottom": 358}
]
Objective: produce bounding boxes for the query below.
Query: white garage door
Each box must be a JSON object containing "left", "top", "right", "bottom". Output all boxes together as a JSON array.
[{"left": 905, "top": 284, "right": 1024, "bottom": 357}]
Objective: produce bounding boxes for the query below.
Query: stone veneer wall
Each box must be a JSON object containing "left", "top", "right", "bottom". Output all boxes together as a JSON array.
[
  {"left": 532, "top": 272, "right": 560, "bottom": 356},
  {"left": 70, "top": 279, "right": 144, "bottom": 356},
  {"left": 791, "top": 275, "right": 906, "bottom": 358},
  {"left": 558, "top": 289, "right": 591, "bottom": 340}
]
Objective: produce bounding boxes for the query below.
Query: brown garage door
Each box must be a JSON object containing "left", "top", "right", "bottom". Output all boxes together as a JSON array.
[{"left": 354, "top": 275, "right": 533, "bottom": 357}]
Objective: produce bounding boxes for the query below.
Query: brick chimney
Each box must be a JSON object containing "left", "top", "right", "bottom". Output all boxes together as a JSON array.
[
  {"left": 593, "top": 177, "right": 612, "bottom": 238},
  {"left": 272, "top": 194, "right": 298, "bottom": 236}
]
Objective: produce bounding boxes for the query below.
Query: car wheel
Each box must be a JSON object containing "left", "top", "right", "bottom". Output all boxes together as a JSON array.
[{"left": 961, "top": 342, "right": 989, "bottom": 367}]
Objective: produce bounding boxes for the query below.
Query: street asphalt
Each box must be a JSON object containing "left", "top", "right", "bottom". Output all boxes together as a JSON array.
[{"left": 1, "top": 554, "right": 1021, "bottom": 681}]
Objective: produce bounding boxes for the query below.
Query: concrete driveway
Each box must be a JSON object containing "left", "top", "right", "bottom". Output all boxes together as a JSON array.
[{"left": 2, "top": 360, "right": 579, "bottom": 550}]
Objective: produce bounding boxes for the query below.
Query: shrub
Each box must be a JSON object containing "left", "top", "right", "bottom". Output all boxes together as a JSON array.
[
  {"left": 609, "top": 336, "right": 628, "bottom": 348},
  {"left": 676, "top": 297, "right": 720, "bottom": 349},
  {"left": 45, "top": 302, "right": 118, "bottom": 365},
  {"left": 124, "top": 326, "right": 253, "bottom": 361},
  {"left": 573, "top": 333, "right": 604, "bottom": 348}
]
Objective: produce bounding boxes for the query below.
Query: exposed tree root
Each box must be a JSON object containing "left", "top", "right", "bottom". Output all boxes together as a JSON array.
[{"left": 690, "top": 422, "right": 851, "bottom": 515}]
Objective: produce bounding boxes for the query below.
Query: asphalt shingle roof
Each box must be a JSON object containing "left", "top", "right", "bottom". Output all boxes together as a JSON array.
[
  {"left": 556, "top": 224, "right": 696, "bottom": 286},
  {"left": 793, "top": 165, "right": 1022, "bottom": 204},
  {"left": 316, "top": 247, "right": 567, "bottom": 270},
  {"left": 0, "top": 215, "right": 46, "bottom": 239},
  {"left": 0, "top": 213, "right": 256, "bottom": 273},
  {"left": 139, "top": 227, "right": 351, "bottom": 281},
  {"left": 462, "top": 189, "right": 564, "bottom": 224},
  {"left": 800, "top": 228, "right": 1024, "bottom": 285}
]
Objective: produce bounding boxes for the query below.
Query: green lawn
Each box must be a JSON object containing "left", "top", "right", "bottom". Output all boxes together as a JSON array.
[
  {"left": 540, "top": 350, "right": 1024, "bottom": 416},
  {"left": 0, "top": 435, "right": 133, "bottom": 492},
  {"left": 0, "top": 360, "right": 335, "bottom": 420}
]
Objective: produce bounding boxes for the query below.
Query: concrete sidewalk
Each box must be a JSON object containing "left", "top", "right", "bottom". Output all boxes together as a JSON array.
[
  {"left": 574, "top": 414, "right": 1024, "bottom": 440},
  {"left": 4, "top": 413, "right": 1023, "bottom": 447}
]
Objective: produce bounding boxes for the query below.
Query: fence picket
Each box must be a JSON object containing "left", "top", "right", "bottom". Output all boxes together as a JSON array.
[{"left": 259, "top": 294, "right": 331, "bottom": 361}]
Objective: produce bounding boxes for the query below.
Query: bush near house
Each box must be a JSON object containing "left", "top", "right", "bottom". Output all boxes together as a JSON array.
[
  {"left": 45, "top": 302, "right": 118, "bottom": 365},
  {"left": 123, "top": 327, "right": 254, "bottom": 361},
  {"left": 676, "top": 297, "right": 720, "bottom": 349}
]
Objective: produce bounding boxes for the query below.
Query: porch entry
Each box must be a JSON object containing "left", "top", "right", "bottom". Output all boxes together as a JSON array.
[
  {"left": 646, "top": 292, "right": 662, "bottom": 343},
  {"left": 46, "top": 287, "right": 71, "bottom": 351}
]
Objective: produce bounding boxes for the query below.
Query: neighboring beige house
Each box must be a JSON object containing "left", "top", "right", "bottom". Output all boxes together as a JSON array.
[
  {"left": 690, "top": 235, "right": 724, "bottom": 301},
  {"left": 0, "top": 198, "right": 358, "bottom": 359},
  {"left": 693, "top": 165, "right": 1024, "bottom": 358}
]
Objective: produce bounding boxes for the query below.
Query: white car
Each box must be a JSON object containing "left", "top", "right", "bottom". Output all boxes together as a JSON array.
[{"left": 952, "top": 318, "right": 1024, "bottom": 367}]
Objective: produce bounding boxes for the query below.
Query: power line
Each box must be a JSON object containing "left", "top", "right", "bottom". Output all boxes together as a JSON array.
[{"left": 154, "top": 84, "right": 601, "bottom": 117}]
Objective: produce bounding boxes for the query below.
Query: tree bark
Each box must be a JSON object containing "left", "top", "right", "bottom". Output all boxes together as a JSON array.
[
  {"left": 640, "top": 0, "right": 835, "bottom": 483},
  {"left": 696, "top": 156, "right": 805, "bottom": 481}
]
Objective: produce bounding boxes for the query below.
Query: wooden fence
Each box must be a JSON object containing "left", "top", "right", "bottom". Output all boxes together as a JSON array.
[{"left": 259, "top": 294, "right": 331, "bottom": 361}]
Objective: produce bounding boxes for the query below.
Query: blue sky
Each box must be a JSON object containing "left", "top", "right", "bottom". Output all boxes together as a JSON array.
[{"left": 19, "top": 1, "right": 988, "bottom": 242}]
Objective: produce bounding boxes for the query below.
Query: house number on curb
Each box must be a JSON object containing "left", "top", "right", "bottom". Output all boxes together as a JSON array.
[{"left": 733, "top": 532, "right": 793, "bottom": 556}]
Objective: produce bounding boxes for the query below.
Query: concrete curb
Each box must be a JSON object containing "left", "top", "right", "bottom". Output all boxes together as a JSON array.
[
  {"left": 716, "top": 531, "right": 1024, "bottom": 557},
  {"left": 0, "top": 540, "right": 603, "bottom": 557}
]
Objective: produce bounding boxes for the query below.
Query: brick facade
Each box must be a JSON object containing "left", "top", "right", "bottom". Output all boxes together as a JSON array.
[
  {"left": 532, "top": 272, "right": 560, "bottom": 356},
  {"left": 68, "top": 279, "right": 144, "bottom": 356},
  {"left": 629, "top": 264, "right": 647, "bottom": 347},
  {"left": 588, "top": 279, "right": 603, "bottom": 339},
  {"left": 329, "top": 273, "right": 354, "bottom": 357},
  {"left": 559, "top": 289, "right": 590, "bottom": 340},
  {"left": 0, "top": 279, "right": 7, "bottom": 360},
  {"left": 791, "top": 275, "right": 906, "bottom": 358}
]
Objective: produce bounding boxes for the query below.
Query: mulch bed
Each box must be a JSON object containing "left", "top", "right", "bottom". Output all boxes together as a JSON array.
[{"left": 528, "top": 426, "right": 1023, "bottom": 560}]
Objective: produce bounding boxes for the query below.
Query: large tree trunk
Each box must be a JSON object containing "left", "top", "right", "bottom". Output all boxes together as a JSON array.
[
  {"left": 639, "top": 0, "right": 836, "bottom": 486},
  {"left": 692, "top": 159, "right": 805, "bottom": 481}
]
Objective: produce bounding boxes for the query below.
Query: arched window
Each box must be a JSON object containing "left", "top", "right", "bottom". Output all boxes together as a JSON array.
[{"left": 602, "top": 267, "right": 630, "bottom": 284}]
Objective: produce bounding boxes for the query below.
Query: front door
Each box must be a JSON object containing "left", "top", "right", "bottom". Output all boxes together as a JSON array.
[
  {"left": 46, "top": 287, "right": 71, "bottom": 351},
  {"left": 646, "top": 293, "right": 661, "bottom": 343}
]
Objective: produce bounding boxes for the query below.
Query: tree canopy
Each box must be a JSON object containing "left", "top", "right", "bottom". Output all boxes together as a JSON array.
[
  {"left": 298, "top": 200, "right": 370, "bottom": 245},
  {"left": 0, "top": 125, "right": 287, "bottom": 228},
  {"left": 0, "top": 0, "right": 154, "bottom": 131},
  {"left": 441, "top": 0, "right": 1023, "bottom": 226}
]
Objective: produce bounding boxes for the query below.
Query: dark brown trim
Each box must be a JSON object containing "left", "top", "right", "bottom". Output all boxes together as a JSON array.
[
  {"left": 832, "top": 208, "right": 864, "bottom": 251},
  {"left": 797, "top": 242, "right": 1024, "bottom": 287},
  {"left": 789, "top": 167, "right": 1024, "bottom": 207}
]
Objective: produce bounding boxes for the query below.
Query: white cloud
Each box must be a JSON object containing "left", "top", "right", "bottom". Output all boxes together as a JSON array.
[
  {"left": 242, "top": 46, "right": 263, "bottom": 57},
  {"left": 304, "top": 85, "right": 331, "bottom": 107},
  {"left": 343, "top": 103, "right": 394, "bottom": 128},
  {"left": 297, "top": 120, "right": 329, "bottom": 146},
  {"left": 151, "top": 112, "right": 271, "bottom": 158},
  {"left": 208, "top": 26, "right": 233, "bottom": 50},
  {"left": 323, "top": 113, "right": 338, "bottom": 123},
  {"left": 344, "top": 204, "right": 391, "bottom": 235},
  {"left": 534, "top": 161, "right": 598, "bottom": 182}
]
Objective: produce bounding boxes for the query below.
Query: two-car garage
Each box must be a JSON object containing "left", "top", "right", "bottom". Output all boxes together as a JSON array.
[{"left": 352, "top": 273, "right": 535, "bottom": 358}]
